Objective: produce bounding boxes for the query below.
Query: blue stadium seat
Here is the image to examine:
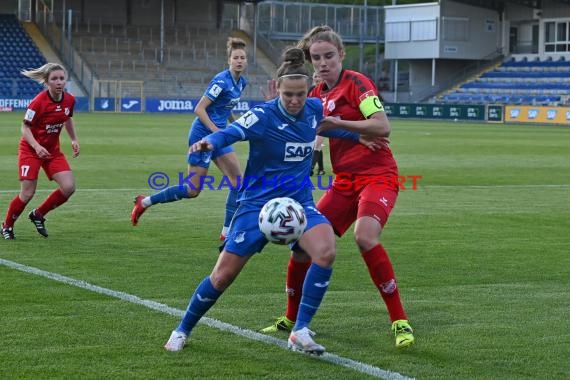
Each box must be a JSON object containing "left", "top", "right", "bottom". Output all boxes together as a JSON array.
[
  {"left": 440, "top": 56, "right": 570, "bottom": 105},
  {"left": 0, "top": 13, "right": 47, "bottom": 97}
]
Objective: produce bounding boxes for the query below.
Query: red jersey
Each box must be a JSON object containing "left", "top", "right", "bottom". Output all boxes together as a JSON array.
[
  {"left": 310, "top": 69, "right": 397, "bottom": 176},
  {"left": 20, "top": 90, "right": 75, "bottom": 155}
]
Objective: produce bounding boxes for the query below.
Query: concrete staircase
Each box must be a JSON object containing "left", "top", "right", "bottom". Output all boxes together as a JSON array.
[{"left": 22, "top": 22, "right": 86, "bottom": 96}]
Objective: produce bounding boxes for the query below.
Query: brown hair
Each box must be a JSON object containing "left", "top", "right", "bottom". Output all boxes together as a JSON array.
[
  {"left": 275, "top": 47, "right": 310, "bottom": 82},
  {"left": 21, "top": 63, "right": 67, "bottom": 85},
  {"left": 297, "top": 25, "right": 344, "bottom": 61},
  {"left": 227, "top": 37, "right": 247, "bottom": 58}
]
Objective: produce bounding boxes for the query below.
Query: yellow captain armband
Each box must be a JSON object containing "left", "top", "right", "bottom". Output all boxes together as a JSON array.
[{"left": 359, "top": 95, "right": 384, "bottom": 118}]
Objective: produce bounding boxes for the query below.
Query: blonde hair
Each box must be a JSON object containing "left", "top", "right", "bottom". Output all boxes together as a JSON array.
[
  {"left": 21, "top": 63, "right": 67, "bottom": 85},
  {"left": 226, "top": 37, "right": 247, "bottom": 58}
]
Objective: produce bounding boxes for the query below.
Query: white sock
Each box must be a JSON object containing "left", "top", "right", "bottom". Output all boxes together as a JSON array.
[{"left": 142, "top": 196, "right": 152, "bottom": 208}]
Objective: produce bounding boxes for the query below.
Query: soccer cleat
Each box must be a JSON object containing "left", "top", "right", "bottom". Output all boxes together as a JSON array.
[
  {"left": 164, "top": 330, "right": 187, "bottom": 352},
  {"left": 131, "top": 195, "right": 147, "bottom": 226},
  {"left": 288, "top": 327, "right": 325, "bottom": 355},
  {"left": 260, "top": 316, "right": 295, "bottom": 333},
  {"left": 391, "top": 319, "right": 415, "bottom": 349},
  {"left": 2, "top": 224, "right": 15, "bottom": 240},
  {"left": 28, "top": 209, "right": 48, "bottom": 237},
  {"left": 317, "top": 170, "right": 326, "bottom": 176}
]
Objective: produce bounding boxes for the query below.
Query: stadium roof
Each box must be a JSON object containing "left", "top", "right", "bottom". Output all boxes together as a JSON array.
[{"left": 451, "top": 0, "right": 570, "bottom": 11}]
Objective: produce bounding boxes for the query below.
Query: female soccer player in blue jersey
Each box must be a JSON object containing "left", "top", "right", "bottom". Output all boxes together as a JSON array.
[
  {"left": 163, "top": 47, "right": 374, "bottom": 355},
  {"left": 262, "top": 26, "right": 414, "bottom": 349},
  {"left": 131, "top": 37, "right": 248, "bottom": 240}
]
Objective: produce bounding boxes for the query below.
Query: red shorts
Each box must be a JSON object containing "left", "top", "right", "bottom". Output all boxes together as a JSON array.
[
  {"left": 316, "top": 175, "right": 398, "bottom": 236},
  {"left": 18, "top": 150, "right": 71, "bottom": 181}
]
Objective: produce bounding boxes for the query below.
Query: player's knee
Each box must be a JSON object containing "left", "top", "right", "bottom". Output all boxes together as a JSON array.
[
  {"left": 313, "top": 243, "right": 336, "bottom": 267},
  {"left": 353, "top": 232, "right": 379, "bottom": 253},
  {"left": 19, "top": 191, "right": 34, "bottom": 203},
  {"left": 209, "top": 271, "right": 234, "bottom": 292},
  {"left": 61, "top": 183, "right": 76, "bottom": 197}
]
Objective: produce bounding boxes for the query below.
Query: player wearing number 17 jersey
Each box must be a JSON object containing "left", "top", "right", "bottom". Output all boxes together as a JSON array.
[{"left": 2, "top": 63, "right": 79, "bottom": 241}]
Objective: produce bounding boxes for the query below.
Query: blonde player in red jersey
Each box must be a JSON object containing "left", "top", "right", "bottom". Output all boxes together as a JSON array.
[
  {"left": 262, "top": 26, "right": 415, "bottom": 348},
  {"left": 1, "top": 63, "right": 79, "bottom": 240}
]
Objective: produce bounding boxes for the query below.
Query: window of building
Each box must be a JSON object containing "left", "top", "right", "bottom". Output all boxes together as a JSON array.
[{"left": 545, "top": 20, "right": 570, "bottom": 53}]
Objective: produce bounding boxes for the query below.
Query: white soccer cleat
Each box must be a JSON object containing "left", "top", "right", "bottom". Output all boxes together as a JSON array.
[
  {"left": 164, "top": 330, "right": 187, "bottom": 352},
  {"left": 287, "top": 327, "right": 325, "bottom": 355}
]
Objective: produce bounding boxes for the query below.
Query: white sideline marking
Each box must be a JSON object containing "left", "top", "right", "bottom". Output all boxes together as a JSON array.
[{"left": 0, "top": 258, "right": 413, "bottom": 380}]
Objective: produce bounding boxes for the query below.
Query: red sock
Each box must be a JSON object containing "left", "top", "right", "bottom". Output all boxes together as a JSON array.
[
  {"left": 284, "top": 257, "right": 312, "bottom": 321},
  {"left": 36, "top": 189, "right": 69, "bottom": 217},
  {"left": 3, "top": 195, "right": 28, "bottom": 228},
  {"left": 362, "top": 244, "right": 407, "bottom": 322}
]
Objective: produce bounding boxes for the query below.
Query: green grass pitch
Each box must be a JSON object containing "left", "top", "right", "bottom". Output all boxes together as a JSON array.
[{"left": 1, "top": 112, "right": 569, "bottom": 379}]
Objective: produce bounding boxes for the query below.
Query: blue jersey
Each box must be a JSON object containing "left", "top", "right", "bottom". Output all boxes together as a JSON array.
[
  {"left": 207, "top": 97, "right": 323, "bottom": 206},
  {"left": 188, "top": 70, "right": 247, "bottom": 167},
  {"left": 196, "top": 69, "right": 247, "bottom": 129}
]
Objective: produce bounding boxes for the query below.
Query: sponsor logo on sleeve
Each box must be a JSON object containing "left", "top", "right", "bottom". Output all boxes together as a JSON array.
[
  {"left": 236, "top": 110, "right": 259, "bottom": 129},
  {"left": 24, "top": 109, "right": 35, "bottom": 122},
  {"left": 208, "top": 84, "right": 223, "bottom": 98}
]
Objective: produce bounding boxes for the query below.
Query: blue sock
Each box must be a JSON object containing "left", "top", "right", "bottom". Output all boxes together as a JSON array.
[
  {"left": 149, "top": 184, "right": 189, "bottom": 205},
  {"left": 176, "top": 276, "right": 222, "bottom": 335},
  {"left": 223, "top": 188, "right": 239, "bottom": 228},
  {"left": 294, "top": 263, "right": 333, "bottom": 331}
]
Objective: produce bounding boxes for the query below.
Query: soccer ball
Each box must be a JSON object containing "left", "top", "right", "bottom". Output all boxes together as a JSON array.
[{"left": 258, "top": 197, "right": 307, "bottom": 245}]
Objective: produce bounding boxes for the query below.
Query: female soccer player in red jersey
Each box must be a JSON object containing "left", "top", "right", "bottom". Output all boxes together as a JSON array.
[
  {"left": 1, "top": 63, "right": 79, "bottom": 240},
  {"left": 262, "top": 26, "right": 415, "bottom": 348}
]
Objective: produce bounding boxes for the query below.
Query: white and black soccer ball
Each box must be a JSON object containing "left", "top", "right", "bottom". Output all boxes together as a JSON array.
[{"left": 258, "top": 197, "right": 307, "bottom": 245}]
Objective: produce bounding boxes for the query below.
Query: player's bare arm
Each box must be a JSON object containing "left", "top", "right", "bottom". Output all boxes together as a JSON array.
[
  {"left": 64, "top": 118, "right": 80, "bottom": 158},
  {"left": 21, "top": 124, "right": 51, "bottom": 158},
  {"left": 194, "top": 96, "right": 220, "bottom": 132}
]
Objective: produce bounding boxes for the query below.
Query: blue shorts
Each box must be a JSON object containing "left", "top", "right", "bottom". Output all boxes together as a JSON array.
[
  {"left": 187, "top": 122, "right": 234, "bottom": 168},
  {"left": 224, "top": 200, "right": 331, "bottom": 257}
]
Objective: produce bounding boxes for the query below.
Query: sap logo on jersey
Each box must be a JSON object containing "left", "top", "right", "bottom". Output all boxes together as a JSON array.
[{"left": 284, "top": 142, "right": 313, "bottom": 161}]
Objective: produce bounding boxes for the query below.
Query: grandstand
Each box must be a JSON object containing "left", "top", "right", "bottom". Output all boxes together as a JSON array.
[
  {"left": 0, "top": 14, "right": 46, "bottom": 98},
  {"left": 72, "top": 22, "right": 272, "bottom": 100},
  {"left": 439, "top": 56, "right": 570, "bottom": 106}
]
